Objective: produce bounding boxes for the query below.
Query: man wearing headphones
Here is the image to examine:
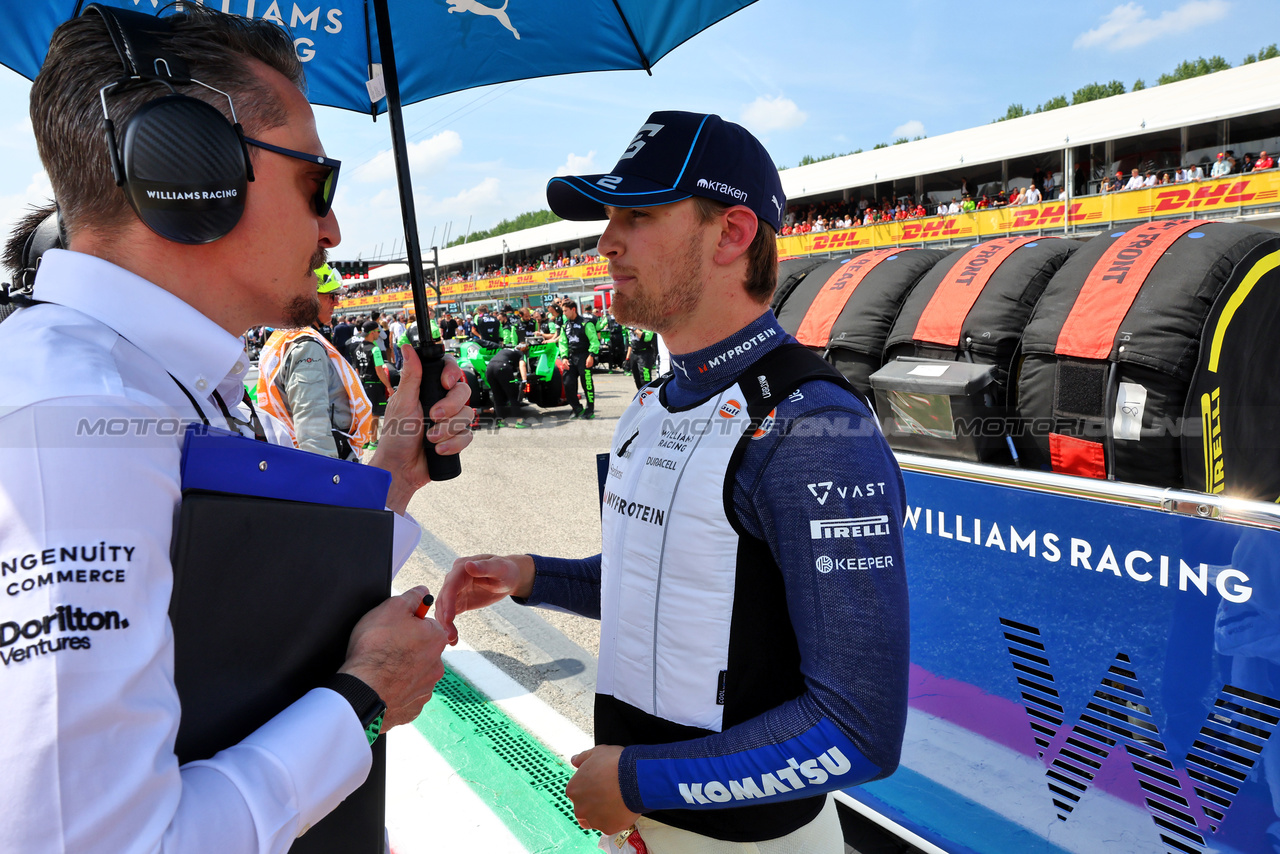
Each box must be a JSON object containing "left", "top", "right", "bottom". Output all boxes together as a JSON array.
[
  {"left": 0, "top": 7, "right": 472, "bottom": 854},
  {"left": 255, "top": 263, "right": 374, "bottom": 459}
]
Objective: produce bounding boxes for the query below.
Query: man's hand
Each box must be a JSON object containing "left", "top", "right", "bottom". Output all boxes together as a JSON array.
[
  {"left": 339, "top": 586, "right": 448, "bottom": 730},
  {"left": 370, "top": 344, "right": 473, "bottom": 513},
  {"left": 566, "top": 745, "right": 639, "bottom": 834},
  {"left": 586, "top": 355, "right": 595, "bottom": 369},
  {"left": 435, "top": 554, "right": 535, "bottom": 645}
]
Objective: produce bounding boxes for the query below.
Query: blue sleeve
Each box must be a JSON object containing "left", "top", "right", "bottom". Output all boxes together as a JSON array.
[
  {"left": 618, "top": 379, "right": 909, "bottom": 812},
  {"left": 520, "top": 553, "right": 602, "bottom": 619}
]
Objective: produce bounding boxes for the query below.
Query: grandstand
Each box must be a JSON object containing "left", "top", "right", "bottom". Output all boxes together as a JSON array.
[{"left": 339, "top": 57, "right": 1280, "bottom": 315}]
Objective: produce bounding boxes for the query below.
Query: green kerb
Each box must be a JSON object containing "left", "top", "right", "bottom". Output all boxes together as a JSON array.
[{"left": 411, "top": 666, "right": 600, "bottom": 853}]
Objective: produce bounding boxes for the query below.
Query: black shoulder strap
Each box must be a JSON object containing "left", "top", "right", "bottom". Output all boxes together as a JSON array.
[{"left": 735, "top": 342, "right": 861, "bottom": 421}]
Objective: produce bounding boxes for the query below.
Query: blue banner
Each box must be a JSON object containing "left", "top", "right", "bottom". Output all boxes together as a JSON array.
[{"left": 846, "top": 466, "right": 1280, "bottom": 854}]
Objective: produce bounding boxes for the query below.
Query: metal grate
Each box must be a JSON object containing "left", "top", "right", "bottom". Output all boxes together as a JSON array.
[{"left": 1000, "top": 618, "right": 1280, "bottom": 854}]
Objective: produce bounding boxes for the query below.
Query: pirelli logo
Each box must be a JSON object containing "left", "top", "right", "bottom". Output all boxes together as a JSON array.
[{"left": 810, "top": 515, "right": 890, "bottom": 539}]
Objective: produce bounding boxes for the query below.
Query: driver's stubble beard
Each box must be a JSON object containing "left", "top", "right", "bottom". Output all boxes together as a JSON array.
[{"left": 610, "top": 228, "right": 704, "bottom": 334}]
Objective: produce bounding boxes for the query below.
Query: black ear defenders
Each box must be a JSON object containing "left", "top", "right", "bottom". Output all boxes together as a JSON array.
[
  {"left": 84, "top": 3, "right": 255, "bottom": 244},
  {"left": 16, "top": 210, "right": 65, "bottom": 295}
]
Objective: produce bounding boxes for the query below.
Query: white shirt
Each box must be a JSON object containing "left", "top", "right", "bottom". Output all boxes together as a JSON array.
[
  {"left": 0, "top": 250, "right": 421, "bottom": 854},
  {"left": 1125, "top": 175, "right": 1146, "bottom": 190},
  {"left": 1022, "top": 187, "right": 1042, "bottom": 204}
]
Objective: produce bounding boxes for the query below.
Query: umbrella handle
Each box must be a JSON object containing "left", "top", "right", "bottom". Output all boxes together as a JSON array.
[{"left": 417, "top": 342, "right": 463, "bottom": 481}]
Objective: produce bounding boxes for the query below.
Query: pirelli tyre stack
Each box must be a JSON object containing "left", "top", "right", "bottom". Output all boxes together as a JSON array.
[
  {"left": 1184, "top": 236, "right": 1280, "bottom": 501},
  {"left": 774, "top": 248, "right": 951, "bottom": 398},
  {"left": 770, "top": 257, "right": 827, "bottom": 316},
  {"left": 884, "top": 237, "right": 1081, "bottom": 408},
  {"left": 1015, "top": 219, "right": 1276, "bottom": 487}
]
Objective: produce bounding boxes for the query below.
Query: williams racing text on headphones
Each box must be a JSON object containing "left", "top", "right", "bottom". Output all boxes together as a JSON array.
[{"left": 85, "top": 3, "right": 255, "bottom": 244}]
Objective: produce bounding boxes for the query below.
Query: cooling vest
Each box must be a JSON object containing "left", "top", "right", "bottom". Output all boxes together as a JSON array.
[{"left": 597, "top": 343, "right": 854, "bottom": 839}]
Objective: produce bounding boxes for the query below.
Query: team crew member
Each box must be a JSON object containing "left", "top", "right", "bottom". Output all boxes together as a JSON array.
[
  {"left": 498, "top": 308, "right": 524, "bottom": 346},
  {"left": 558, "top": 298, "right": 599, "bottom": 419},
  {"left": 438, "top": 111, "right": 907, "bottom": 852},
  {"left": 0, "top": 7, "right": 474, "bottom": 853},
  {"left": 352, "top": 320, "right": 394, "bottom": 446},
  {"left": 255, "top": 263, "right": 373, "bottom": 459},
  {"left": 485, "top": 343, "right": 531, "bottom": 429},
  {"left": 625, "top": 326, "right": 658, "bottom": 389},
  {"left": 541, "top": 303, "right": 562, "bottom": 343},
  {"left": 471, "top": 304, "right": 500, "bottom": 344}
]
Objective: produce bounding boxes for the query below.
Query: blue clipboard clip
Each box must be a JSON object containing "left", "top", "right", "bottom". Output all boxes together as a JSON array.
[{"left": 179, "top": 424, "right": 391, "bottom": 511}]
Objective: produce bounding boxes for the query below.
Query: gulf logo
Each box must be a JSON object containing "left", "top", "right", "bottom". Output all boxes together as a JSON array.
[
  {"left": 718, "top": 399, "right": 743, "bottom": 419},
  {"left": 752, "top": 408, "right": 777, "bottom": 439}
]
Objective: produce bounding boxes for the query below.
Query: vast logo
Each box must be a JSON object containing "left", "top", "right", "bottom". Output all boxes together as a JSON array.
[
  {"left": 1001, "top": 618, "right": 1280, "bottom": 854},
  {"left": 446, "top": 0, "right": 520, "bottom": 40}
]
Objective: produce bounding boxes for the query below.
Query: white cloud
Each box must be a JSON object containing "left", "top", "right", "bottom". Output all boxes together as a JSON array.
[
  {"left": 355, "top": 130, "right": 464, "bottom": 183},
  {"left": 739, "top": 95, "right": 807, "bottom": 134},
  {"left": 892, "top": 120, "right": 925, "bottom": 140},
  {"left": 0, "top": 169, "right": 54, "bottom": 251},
  {"left": 1074, "top": 1, "right": 1230, "bottom": 51},
  {"left": 554, "top": 151, "right": 597, "bottom": 177}
]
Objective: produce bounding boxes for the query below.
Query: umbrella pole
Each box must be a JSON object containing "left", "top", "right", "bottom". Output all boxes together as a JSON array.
[{"left": 372, "top": 0, "right": 461, "bottom": 480}]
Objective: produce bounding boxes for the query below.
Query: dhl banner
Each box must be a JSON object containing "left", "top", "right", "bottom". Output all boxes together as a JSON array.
[
  {"left": 349, "top": 171, "right": 1280, "bottom": 309},
  {"left": 779, "top": 169, "right": 1280, "bottom": 259}
]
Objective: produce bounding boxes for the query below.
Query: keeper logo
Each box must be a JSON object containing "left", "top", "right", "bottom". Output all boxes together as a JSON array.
[{"left": 816, "top": 554, "right": 895, "bottom": 573}]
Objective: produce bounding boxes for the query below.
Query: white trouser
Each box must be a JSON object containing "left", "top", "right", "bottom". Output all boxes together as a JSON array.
[{"left": 628, "top": 796, "right": 842, "bottom": 854}]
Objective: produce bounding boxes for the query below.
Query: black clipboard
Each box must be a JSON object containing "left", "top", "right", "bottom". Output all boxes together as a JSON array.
[{"left": 169, "top": 426, "right": 394, "bottom": 853}]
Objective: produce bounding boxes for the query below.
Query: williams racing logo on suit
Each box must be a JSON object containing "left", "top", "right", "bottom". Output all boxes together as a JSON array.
[{"left": 0, "top": 604, "right": 130, "bottom": 666}]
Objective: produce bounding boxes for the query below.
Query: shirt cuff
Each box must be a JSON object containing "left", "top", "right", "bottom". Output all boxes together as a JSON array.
[
  {"left": 188, "top": 687, "right": 373, "bottom": 843},
  {"left": 390, "top": 509, "right": 422, "bottom": 578}
]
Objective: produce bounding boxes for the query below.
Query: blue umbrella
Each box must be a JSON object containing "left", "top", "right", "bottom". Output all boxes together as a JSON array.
[
  {"left": 4, "top": 1, "right": 759, "bottom": 115},
  {"left": 2, "top": 0, "right": 760, "bottom": 478}
]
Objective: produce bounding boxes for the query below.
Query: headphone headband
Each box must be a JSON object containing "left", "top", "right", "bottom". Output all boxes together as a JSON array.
[
  {"left": 84, "top": 3, "right": 191, "bottom": 85},
  {"left": 80, "top": 3, "right": 254, "bottom": 245}
]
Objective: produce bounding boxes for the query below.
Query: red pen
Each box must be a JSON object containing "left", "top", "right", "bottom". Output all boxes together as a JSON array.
[{"left": 414, "top": 593, "right": 434, "bottom": 619}]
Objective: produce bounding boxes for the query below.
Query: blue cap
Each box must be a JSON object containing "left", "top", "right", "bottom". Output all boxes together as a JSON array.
[{"left": 546, "top": 111, "right": 786, "bottom": 231}]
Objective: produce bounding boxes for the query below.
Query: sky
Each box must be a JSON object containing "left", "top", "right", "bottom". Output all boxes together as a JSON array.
[{"left": 0, "top": 0, "right": 1278, "bottom": 264}]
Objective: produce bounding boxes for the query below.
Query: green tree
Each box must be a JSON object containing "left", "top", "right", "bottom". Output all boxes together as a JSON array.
[
  {"left": 1158, "top": 55, "right": 1230, "bottom": 85},
  {"left": 995, "top": 103, "right": 1028, "bottom": 123},
  {"left": 1132, "top": 78, "right": 1146, "bottom": 91},
  {"left": 893, "top": 137, "right": 909, "bottom": 145},
  {"left": 1244, "top": 44, "right": 1280, "bottom": 64},
  {"left": 448, "top": 209, "right": 561, "bottom": 247},
  {"left": 1036, "top": 95, "right": 1069, "bottom": 112},
  {"left": 873, "top": 142, "right": 890, "bottom": 150},
  {"left": 1071, "top": 80, "right": 1126, "bottom": 105}
]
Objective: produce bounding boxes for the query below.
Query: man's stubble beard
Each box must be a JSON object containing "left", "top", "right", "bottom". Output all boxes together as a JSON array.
[
  {"left": 283, "top": 293, "right": 320, "bottom": 328},
  {"left": 281, "top": 246, "right": 329, "bottom": 328},
  {"left": 611, "top": 229, "right": 704, "bottom": 334}
]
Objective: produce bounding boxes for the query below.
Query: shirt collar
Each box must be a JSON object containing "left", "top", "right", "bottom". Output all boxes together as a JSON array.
[
  {"left": 668, "top": 311, "right": 787, "bottom": 397},
  {"left": 33, "top": 249, "right": 250, "bottom": 396}
]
